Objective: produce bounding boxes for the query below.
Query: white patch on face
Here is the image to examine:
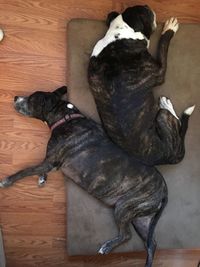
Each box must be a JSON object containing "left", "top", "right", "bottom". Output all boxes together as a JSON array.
[
  {"left": 160, "top": 96, "right": 179, "bottom": 120},
  {"left": 91, "top": 14, "right": 149, "bottom": 57},
  {"left": 16, "top": 97, "right": 25, "bottom": 103},
  {"left": 67, "top": 103, "right": 74, "bottom": 109}
]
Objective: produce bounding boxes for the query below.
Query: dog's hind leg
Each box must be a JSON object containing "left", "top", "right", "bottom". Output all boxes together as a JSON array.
[
  {"left": 132, "top": 197, "right": 167, "bottom": 267},
  {"left": 156, "top": 100, "right": 195, "bottom": 164},
  {"left": 98, "top": 220, "right": 132, "bottom": 255},
  {"left": 0, "top": 160, "right": 53, "bottom": 188},
  {"left": 98, "top": 203, "right": 134, "bottom": 254}
]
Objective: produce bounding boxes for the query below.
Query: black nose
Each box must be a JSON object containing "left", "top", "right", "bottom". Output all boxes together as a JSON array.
[{"left": 14, "top": 96, "right": 18, "bottom": 102}]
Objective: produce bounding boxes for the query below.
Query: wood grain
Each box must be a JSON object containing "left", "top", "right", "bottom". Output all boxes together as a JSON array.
[{"left": 0, "top": 0, "right": 199, "bottom": 266}]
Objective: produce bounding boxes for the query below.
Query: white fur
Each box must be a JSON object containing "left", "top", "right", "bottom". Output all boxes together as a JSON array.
[
  {"left": 98, "top": 247, "right": 104, "bottom": 254},
  {"left": 0, "top": 29, "right": 4, "bottom": 42},
  {"left": 162, "top": 17, "right": 179, "bottom": 34},
  {"left": 160, "top": 96, "right": 179, "bottom": 120},
  {"left": 16, "top": 97, "right": 25, "bottom": 103},
  {"left": 152, "top": 10, "right": 157, "bottom": 30},
  {"left": 184, "top": 105, "right": 195, "bottom": 115},
  {"left": 91, "top": 15, "right": 149, "bottom": 57},
  {"left": 38, "top": 176, "right": 46, "bottom": 187}
]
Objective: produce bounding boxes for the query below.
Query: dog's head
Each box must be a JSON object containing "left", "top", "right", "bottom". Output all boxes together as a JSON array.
[
  {"left": 106, "top": 5, "right": 157, "bottom": 39},
  {"left": 14, "top": 86, "right": 78, "bottom": 121}
]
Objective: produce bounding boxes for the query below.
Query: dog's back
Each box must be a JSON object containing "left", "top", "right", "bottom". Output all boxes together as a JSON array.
[{"left": 59, "top": 118, "right": 167, "bottom": 213}]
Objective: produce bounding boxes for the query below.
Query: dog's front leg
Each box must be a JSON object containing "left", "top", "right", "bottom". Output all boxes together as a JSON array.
[
  {"left": 156, "top": 18, "right": 179, "bottom": 85},
  {"left": 0, "top": 161, "right": 53, "bottom": 188}
]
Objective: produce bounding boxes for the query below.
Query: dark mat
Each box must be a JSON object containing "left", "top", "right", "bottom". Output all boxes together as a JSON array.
[{"left": 66, "top": 19, "right": 200, "bottom": 255}]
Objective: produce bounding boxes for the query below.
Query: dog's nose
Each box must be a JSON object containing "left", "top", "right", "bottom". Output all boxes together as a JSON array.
[{"left": 14, "top": 96, "right": 18, "bottom": 102}]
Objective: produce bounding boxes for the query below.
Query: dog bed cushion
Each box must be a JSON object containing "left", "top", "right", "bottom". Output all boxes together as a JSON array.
[{"left": 66, "top": 19, "right": 200, "bottom": 255}]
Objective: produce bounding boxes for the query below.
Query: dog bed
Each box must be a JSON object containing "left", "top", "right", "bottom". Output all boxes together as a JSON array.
[{"left": 66, "top": 19, "right": 200, "bottom": 255}]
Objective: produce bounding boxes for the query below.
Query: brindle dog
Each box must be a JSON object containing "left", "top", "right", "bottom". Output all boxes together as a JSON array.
[
  {"left": 0, "top": 86, "right": 167, "bottom": 267},
  {"left": 88, "top": 5, "right": 195, "bottom": 165}
]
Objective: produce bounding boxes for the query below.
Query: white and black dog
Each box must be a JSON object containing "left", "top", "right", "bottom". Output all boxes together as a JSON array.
[{"left": 88, "top": 5, "right": 195, "bottom": 165}]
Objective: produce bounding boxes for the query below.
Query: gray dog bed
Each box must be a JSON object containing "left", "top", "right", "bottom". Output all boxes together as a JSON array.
[{"left": 66, "top": 19, "right": 200, "bottom": 255}]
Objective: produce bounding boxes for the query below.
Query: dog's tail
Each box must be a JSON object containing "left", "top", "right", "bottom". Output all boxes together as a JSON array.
[{"left": 179, "top": 105, "right": 195, "bottom": 138}]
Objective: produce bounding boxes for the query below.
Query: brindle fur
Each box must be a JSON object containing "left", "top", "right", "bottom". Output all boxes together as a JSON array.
[
  {"left": 0, "top": 86, "right": 167, "bottom": 267},
  {"left": 88, "top": 6, "right": 192, "bottom": 165}
]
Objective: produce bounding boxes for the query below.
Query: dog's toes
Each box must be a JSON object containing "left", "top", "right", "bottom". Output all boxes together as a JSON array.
[
  {"left": 38, "top": 174, "right": 47, "bottom": 187},
  {"left": 159, "top": 96, "right": 167, "bottom": 108},
  {"left": 162, "top": 17, "right": 179, "bottom": 34},
  {"left": 98, "top": 243, "right": 112, "bottom": 255},
  {"left": 160, "top": 96, "right": 179, "bottom": 119}
]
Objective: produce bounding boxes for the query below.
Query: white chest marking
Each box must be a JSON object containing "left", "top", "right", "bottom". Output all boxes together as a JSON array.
[{"left": 91, "top": 15, "right": 149, "bottom": 57}]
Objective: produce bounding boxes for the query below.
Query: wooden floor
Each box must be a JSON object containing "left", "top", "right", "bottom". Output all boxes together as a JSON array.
[{"left": 0, "top": 0, "right": 199, "bottom": 266}]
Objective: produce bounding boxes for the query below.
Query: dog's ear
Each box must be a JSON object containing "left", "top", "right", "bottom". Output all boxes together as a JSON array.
[
  {"left": 106, "top": 11, "right": 119, "bottom": 27},
  {"left": 54, "top": 86, "right": 67, "bottom": 97}
]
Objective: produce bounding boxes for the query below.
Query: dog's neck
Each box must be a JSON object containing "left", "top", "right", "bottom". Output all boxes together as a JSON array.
[
  {"left": 91, "top": 14, "right": 149, "bottom": 57},
  {"left": 42, "top": 101, "right": 84, "bottom": 129},
  {"left": 49, "top": 113, "right": 85, "bottom": 131}
]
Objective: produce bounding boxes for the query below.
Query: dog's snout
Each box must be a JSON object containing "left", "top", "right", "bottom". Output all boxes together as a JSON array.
[{"left": 14, "top": 96, "right": 25, "bottom": 103}]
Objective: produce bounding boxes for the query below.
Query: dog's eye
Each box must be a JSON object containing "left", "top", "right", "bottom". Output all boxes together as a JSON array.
[{"left": 67, "top": 103, "right": 74, "bottom": 109}]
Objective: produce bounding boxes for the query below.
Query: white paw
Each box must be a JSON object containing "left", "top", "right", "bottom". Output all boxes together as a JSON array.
[
  {"left": 98, "top": 247, "right": 104, "bottom": 254},
  {"left": 160, "top": 96, "right": 179, "bottom": 120},
  {"left": 184, "top": 105, "right": 195, "bottom": 116},
  {"left": 162, "top": 17, "right": 179, "bottom": 34},
  {"left": 0, "top": 29, "right": 4, "bottom": 42},
  {"left": 38, "top": 175, "right": 47, "bottom": 187},
  {"left": 98, "top": 243, "right": 112, "bottom": 255}
]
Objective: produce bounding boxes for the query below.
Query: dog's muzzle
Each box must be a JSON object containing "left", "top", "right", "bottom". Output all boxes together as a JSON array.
[{"left": 14, "top": 96, "right": 31, "bottom": 116}]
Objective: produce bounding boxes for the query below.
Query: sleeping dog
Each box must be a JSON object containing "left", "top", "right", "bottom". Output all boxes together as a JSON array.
[
  {"left": 88, "top": 5, "right": 195, "bottom": 165},
  {"left": 0, "top": 86, "right": 167, "bottom": 267}
]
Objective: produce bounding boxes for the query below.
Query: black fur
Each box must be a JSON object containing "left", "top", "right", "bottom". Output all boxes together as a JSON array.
[
  {"left": 122, "top": 5, "right": 155, "bottom": 39},
  {"left": 0, "top": 87, "right": 168, "bottom": 267},
  {"left": 88, "top": 6, "right": 192, "bottom": 165}
]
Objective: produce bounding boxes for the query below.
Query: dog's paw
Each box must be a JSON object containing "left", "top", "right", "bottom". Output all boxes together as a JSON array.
[
  {"left": 0, "top": 179, "right": 11, "bottom": 188},
  {"left": 38, "top": 174, "right": 47, "bottom": 187},
  {"left": 162, "top": 17, "right": 179, "bottom": 34},
  {"left": 160, "top": 96, "right": 179, "bottom": 120},
  {"left": 98, "top": 243, "right": 112, "bottom": 255},
  {"left": 0, "top": 29, "right": 4, "bottom": 42}
]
